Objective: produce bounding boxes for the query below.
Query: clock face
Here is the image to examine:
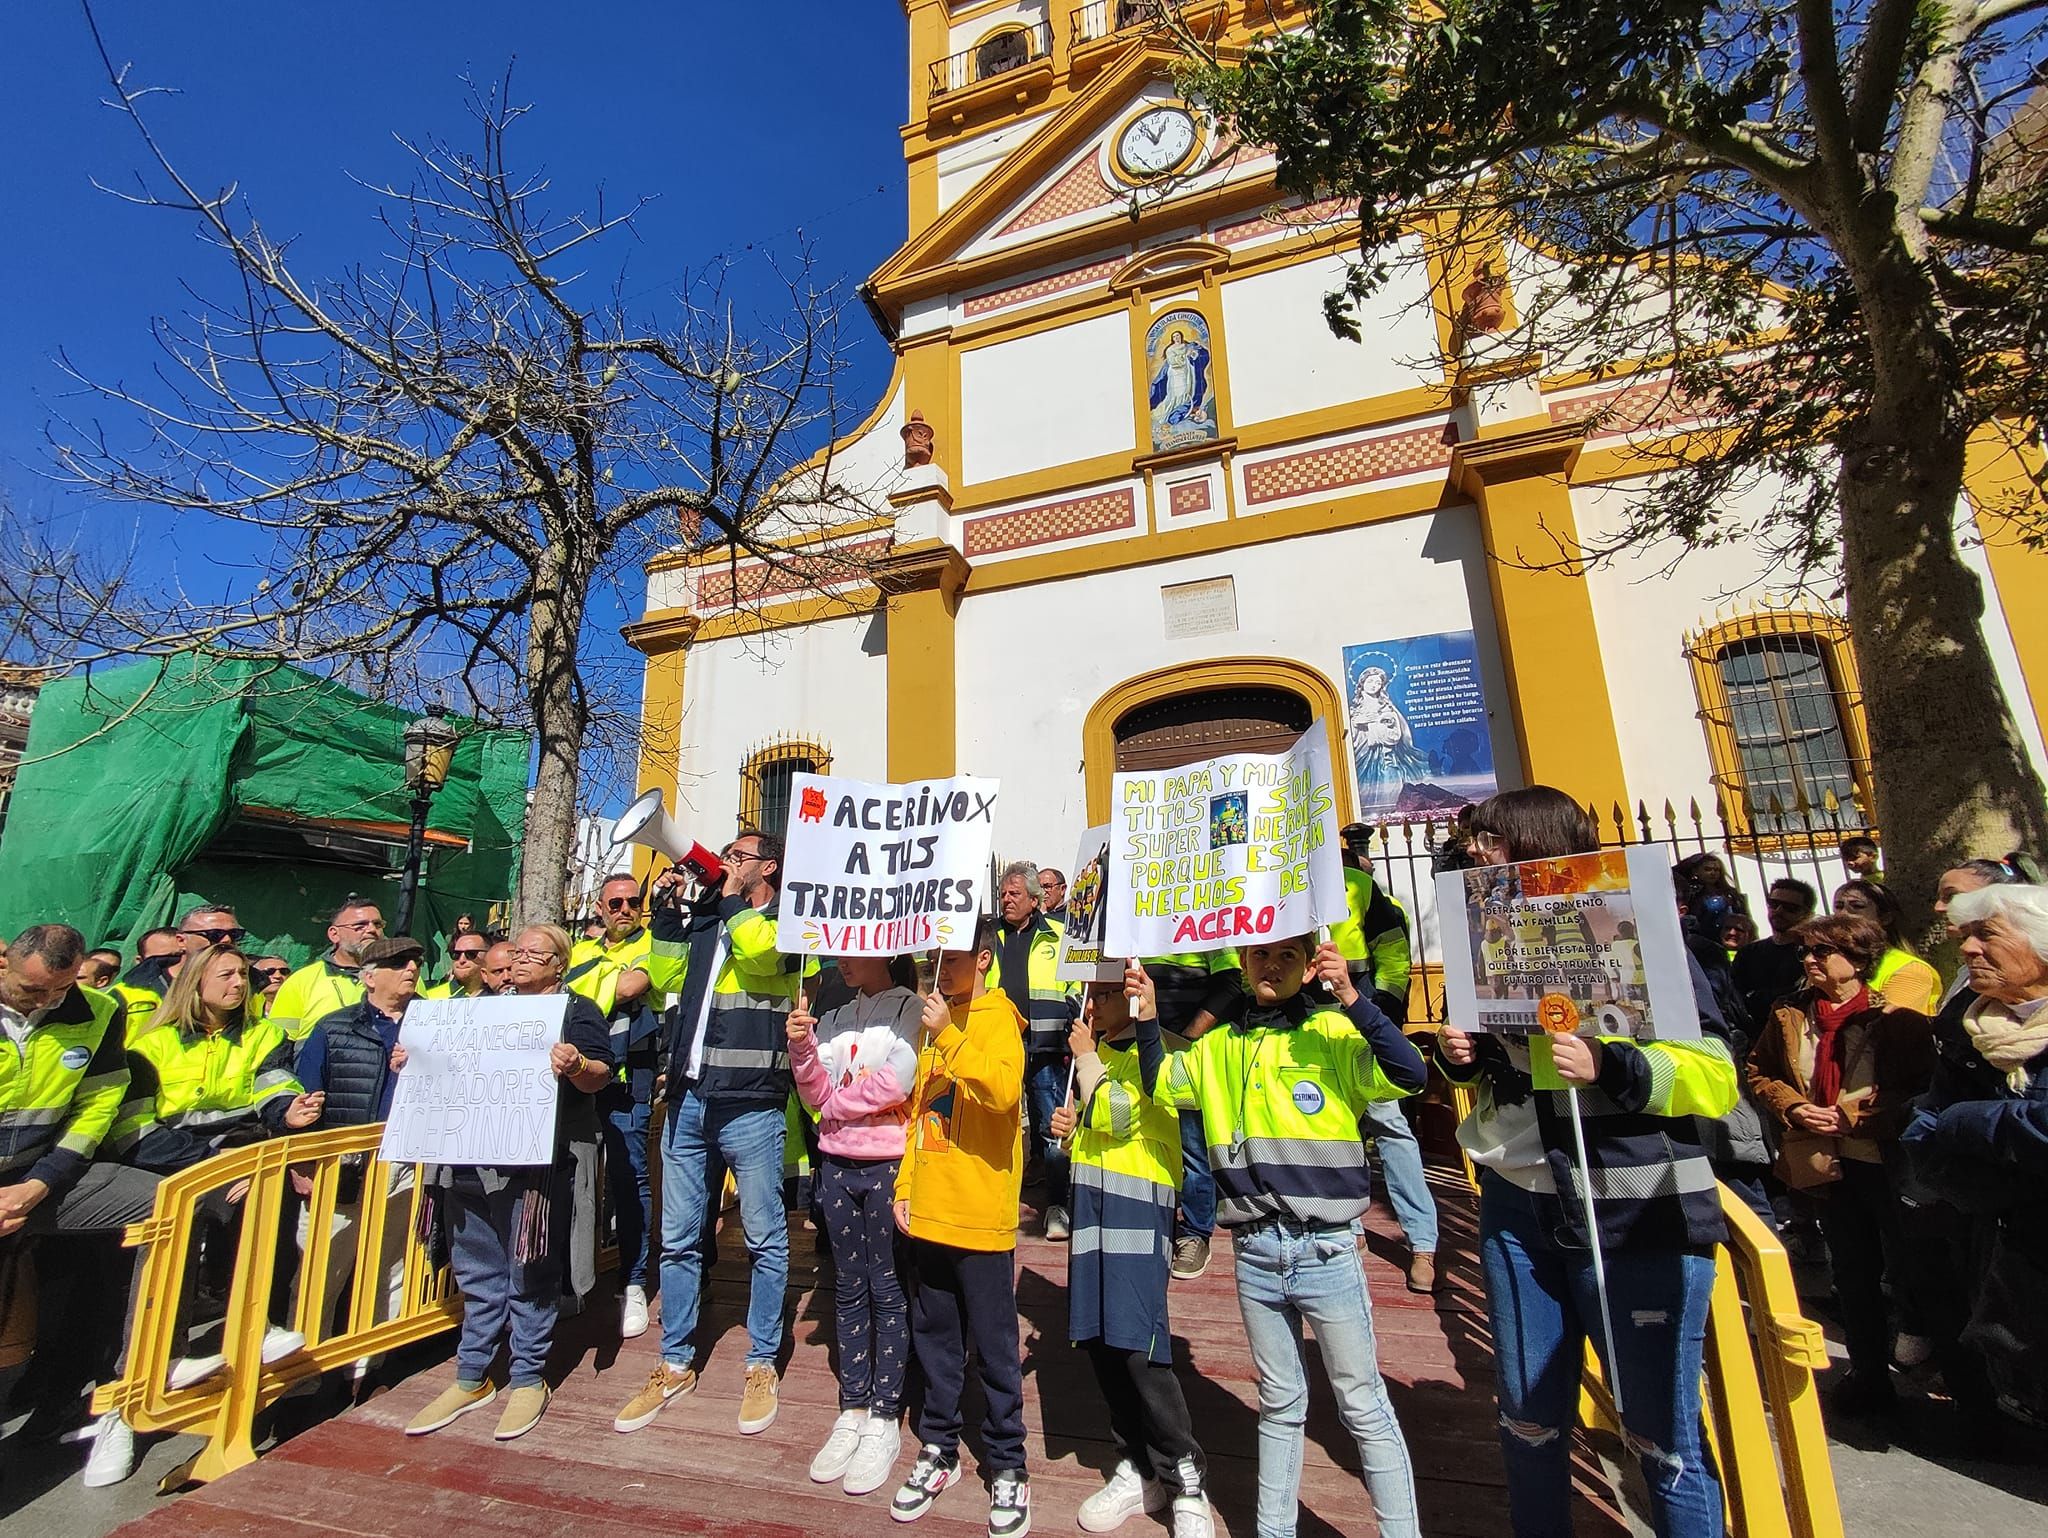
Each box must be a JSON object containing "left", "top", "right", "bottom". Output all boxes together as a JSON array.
[{"left": 1116, "top": 107, "right": 1199, "bottom": 179}]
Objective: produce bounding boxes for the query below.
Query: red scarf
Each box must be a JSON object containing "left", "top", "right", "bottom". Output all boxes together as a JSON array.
[{"left": 1810, "top": 988, "right": 1868, "bottom": 1106}]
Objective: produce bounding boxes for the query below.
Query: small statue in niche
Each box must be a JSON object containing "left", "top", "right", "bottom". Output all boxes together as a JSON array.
[{"left": 901, "top": 409, "right": 936, "bottom": 469}]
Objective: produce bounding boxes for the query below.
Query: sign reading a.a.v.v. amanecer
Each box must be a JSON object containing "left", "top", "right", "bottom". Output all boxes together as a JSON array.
[
  {"left": 378, "top": 993, "right": 566, "bottom": 1167},
  {"left": 780, "top": 773, "right": 1000, "bottom": 956}
]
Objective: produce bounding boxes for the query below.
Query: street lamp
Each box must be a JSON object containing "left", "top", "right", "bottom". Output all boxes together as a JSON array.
[{"left": 394, "top": 708, "right": 459, "bottom": 936}]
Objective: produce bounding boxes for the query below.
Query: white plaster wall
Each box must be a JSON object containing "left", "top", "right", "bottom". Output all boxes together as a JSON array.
[
  {"left": 1573, "top": 474, "right": 1802, "bottom": 813},
  {"left": 937, "top": 113, "right": 1055, "bottom": 211},
  {"left": 959, "top": 312, "right": 1137, "bottom": 484},
  {"left": 670, "top": 613, "right": 889, "bottom": 840},
  {"left": 1957, "top": 503, "right": 2048, "bottom": 782},
  {"left": 952, "top": 505, "right": 1516, "bottom": 861},
  {"left": 1219, "top": 244, "right": 1442, "bottom": 424},
  {"left": 947, "top": 1, "right": 1048, "bottom": 54}
]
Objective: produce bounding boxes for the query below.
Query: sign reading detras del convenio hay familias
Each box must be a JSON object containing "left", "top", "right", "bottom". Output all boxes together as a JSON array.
[
  {"left": 780, "top": 773, "right": 999, "bottom": 956},
  {"left": 1106, "top": 726, "right": 1347, "bottom": 958},
  {"left": 380, "top": 994, "right": 568, "bottom": 1167}
]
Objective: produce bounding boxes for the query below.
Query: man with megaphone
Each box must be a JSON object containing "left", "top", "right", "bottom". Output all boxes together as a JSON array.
[{"left": 613, "top": 825, "right": 813, "bottom": 1442}]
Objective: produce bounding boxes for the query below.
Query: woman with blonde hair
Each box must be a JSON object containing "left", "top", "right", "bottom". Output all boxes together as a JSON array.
[
  {"left": 112, "top": 943, "right": 325, "bottom": 1388},
  {"left": 400, "top": 924, "right": 614, "bottom": 1443}
]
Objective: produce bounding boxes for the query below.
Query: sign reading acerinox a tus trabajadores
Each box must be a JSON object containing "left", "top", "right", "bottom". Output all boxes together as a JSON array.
[
  {"left": 1106, "top": 726, "right": 1346, "bottom": 958},
  {"left": 780, "top": 773, "right": 999, "bottom": 956}
]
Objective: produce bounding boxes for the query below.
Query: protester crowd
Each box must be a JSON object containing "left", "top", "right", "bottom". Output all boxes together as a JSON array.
[{"left": 2, "top": 787, "right": 2044, "bottom": 1537}]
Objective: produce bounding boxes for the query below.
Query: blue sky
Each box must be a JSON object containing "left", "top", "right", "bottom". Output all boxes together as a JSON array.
[{"left": 0, "top": 0, "right": 910, "bottom": 698}]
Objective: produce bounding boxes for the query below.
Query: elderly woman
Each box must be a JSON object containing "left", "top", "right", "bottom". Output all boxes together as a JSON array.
[
  {"left": 399, "top": 924, "right": 614, "bottom": 1443},
  {"left": 1902, "top": 883, "right": 2048, "bottom": 1428},
  {"left": 1437, "top": 787, "right": 1740, "bottom": 1538},
  {"left": 1746, "top": 915, "right": 1933, "bottom": 1415},
  {"left": 1832, "top": 879, "right": 1939, "bottom": 1015}
]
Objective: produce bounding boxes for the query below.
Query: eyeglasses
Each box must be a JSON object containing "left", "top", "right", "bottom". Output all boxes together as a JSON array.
[
  {"left": 1798, "top": 944, "right": 1843, "bottom": 961},
  {"left": 252, "top": 966, "right": 290, "bottom": 982},
  {"left": 335, "top": 918, "right": 382, "bottom": 932},
  {"left": 510, "top": 947, "right": 563, "bottom": 964},
  {"left": 603, "top": 896, "right": 642, "bottom": 912},
  {"left": 451, "top": 946, "right": 487, "bottom": 959},
  {"left": 183, "top": 926, "right": 248, "bottom": 945},
  {"left": 722, "top": 845, "right": 764, "bottom": 864}
]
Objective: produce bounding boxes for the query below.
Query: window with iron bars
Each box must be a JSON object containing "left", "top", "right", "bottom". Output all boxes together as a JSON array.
[
  {"left": 1684, "top": 610, "right": 1874, "bottom": 844},
  {"left": 739, "top": 737, "right": 832, "bottom": 839}
]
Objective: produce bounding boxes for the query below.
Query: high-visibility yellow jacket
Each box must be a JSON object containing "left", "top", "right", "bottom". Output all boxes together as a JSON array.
[
  {"left": 267, "top": 957, "right": 364, "bottom": 1042},
  {"left": 1328, "top": 868, "right": 1411, "bottom": 1015},
  {"left": 654, "top": 895, "right": 810, "bottom": 1104},
  {"left": 989, "top": 914, "right": 1076, "bottom": 1056},
  {"left": 1160, "top": 991, "right": 1417, "bottom": 1228},
  {"left": 0, "top": 984, "right": 130, "bottom": 1199},
  {"left": 1071, "top": 1031, "right": 1182, "bottom": 1196},
  {"left": 113, "top": 1013, "right": 303, "bottom": 1170},
  {"left": 567, "top": 926, "right": 658, "bottom": 1018},
  {"left": 418, "top": 977, "right": 487, "bottom": 1001}
]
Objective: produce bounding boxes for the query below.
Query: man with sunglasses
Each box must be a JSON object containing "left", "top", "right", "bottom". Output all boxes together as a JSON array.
[
  {"left": 567, "top": 875, "right": 662, "bottom": 1339},
  {"left": 269, "top": 897, "right": 385, "bottom": 1042},
  {"left": 1732, "top": 878, "right": 1819, "bottom": 1029},
  {"left": 250, "top": 956, "right": 292, "bottom": 1018},
  {"left": 112, "top": 906, "right": 244, "bottom": 1040},
  {"left": 420, "top": 933, "right": 491, "bottom": 1001},
  {"left": 616, "top": 832, "right": 811, "bottom": 1440}
]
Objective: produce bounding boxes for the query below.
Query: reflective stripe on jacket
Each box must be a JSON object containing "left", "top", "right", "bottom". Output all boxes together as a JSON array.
[
  {"left": 989, "top": 915, "right": 1076, "bottom": 1054},
  {"left": 655, "top": 894, "right": 811, "bottom": 1104},
  {"left": 114, "top": 1013, "right": 303, "bottom": 1161},
  {"left": 1161, "top": 993, "right": 1412, "bottom": 1228},
  {"left": 0, "top": 984, "right": 129, "bottom": 1197}
]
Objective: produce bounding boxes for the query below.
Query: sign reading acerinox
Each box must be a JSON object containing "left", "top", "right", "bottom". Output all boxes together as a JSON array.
[
  {"left": 1105, "top": 726, "right": 1346, "bottom": 958},
  {"left": 780, "top": 773, "right": 1000, "bottom": 956}
]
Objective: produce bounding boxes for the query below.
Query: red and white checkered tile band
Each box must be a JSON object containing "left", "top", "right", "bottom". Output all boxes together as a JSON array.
[
  {"left": 696, "top": 536, "right": 893, "bottom": 610},
  {"left": 962, "top": 487, "right": 1137, "bottom": 557},
  {"left": 1240, "top": 425, "right": 1451, "bottom": 506},
  {"left": 1167, "top": 479, "right": 1213, "bottom": 516},
  {"left": 998, "top": 157, "right": 1122, "bottom": 237},
  {"left": 1214, "top": 197, "right": 1355, "bottom": 246},
  {"left": 964, "top": 256, "right": 1125, "bottom": 317}
]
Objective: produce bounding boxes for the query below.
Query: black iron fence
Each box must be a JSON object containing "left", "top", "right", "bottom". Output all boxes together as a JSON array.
[
  {"left": 1355, "top": 790, "right": 1879, "bottom": 1026},
  {"left": 930, "top": 20, "right": 1055, "bottom": 98}
]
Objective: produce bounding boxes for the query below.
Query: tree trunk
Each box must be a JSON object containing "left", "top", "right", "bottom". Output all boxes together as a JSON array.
[
  {"left": 1836, "top": 346, "right": 2048, "bottom": 947},
  {"left": 518, "top": 544, "right": 591, "bottom": 926}
]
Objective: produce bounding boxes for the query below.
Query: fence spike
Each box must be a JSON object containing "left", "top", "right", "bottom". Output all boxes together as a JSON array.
[
  {"left": 1767, "top": 791, "right": 1786, "bottom": 819},
  {"left": 1610, "top": 802, "right": 1628, "bottom": 843},
  {"left": 1687, "top": 796, "right": 1704, "bottom": 833},
  {"left": 1637, "top": 800, "right": 1655, "bottom": 841},
  {"left": 1661, "top": 798, "right": 1678, "bottom": 832},
  {"left": 1792, "top": 783, "right": 1811, "bottom": 815},
  {"left": 1822, "top": 787, "right": 1840, "bottom": 815}
]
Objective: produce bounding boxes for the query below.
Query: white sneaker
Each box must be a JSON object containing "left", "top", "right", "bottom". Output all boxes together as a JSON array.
[
  {"left": 843, "top": 1413, "right": 902, "bottom": 1495},
  {"left": 1078, "top": 1459, "right": 1166, "bottom": 1533},
  {"left": 1170, "top": 1495, "right": 1215, "bottom": 1538},
  {"left": 169, "top": 1352, "right": 227, "bottom": 1391},
  {"left": 80, "top": 1411, "right": 137, "bottom": 1488},
  {"left": 811, "top": 1407, "right": 869, "bottom": 1482},
  {"left": 262, "top": 1326, "right": 306, "bottom": 1363},
  {"left": 622, "top": 1285, "right": 650, "bottom": 1340}
]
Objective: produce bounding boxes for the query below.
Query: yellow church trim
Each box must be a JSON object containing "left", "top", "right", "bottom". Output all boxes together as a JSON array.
[
  {"left": 1081, "top": 657, "right": 1357, "bottom": 826},
  {"left": 694, "top": 589, "right": 882, "bottom": 643},
  {"left": 1965, "top": 419, "right": 2048, "bottom": 741}
]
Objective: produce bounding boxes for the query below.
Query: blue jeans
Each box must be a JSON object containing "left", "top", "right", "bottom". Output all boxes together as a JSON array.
[
  {"left": 1360, "top": 1099, "right": 1438, "bottom": 1254},
  {"left": 1025, "top": 1055, "right": 1070, "bottom": 1208},
  {"left": 657, "top": 1091, "right": 789, "bottom": 1369},
  {"left": 1232, "top": 1219, "right": 1419, "bottom": 1538},
  {"left": 1177, "top": 1111, "right": 1215, "bottom": 1239},
  {"left": 1479, "top": 1177, "right": 1723, "bottom": 1538},
  {"left": 604, "top": 1095, "right": 653, "bottom": 1290},
  {"left": 447, "top": 1175, "right": 558, "bottom": 1389}
]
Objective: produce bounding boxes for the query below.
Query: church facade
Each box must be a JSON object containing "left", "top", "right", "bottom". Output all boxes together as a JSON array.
[{"left": 629, "top": 1, "right": 2048, "bottom": 910}]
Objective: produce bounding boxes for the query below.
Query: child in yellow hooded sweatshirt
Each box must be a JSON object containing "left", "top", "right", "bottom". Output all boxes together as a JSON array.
[{"left": 889, "top": 915, "right": 1029, "bottom": 1535}]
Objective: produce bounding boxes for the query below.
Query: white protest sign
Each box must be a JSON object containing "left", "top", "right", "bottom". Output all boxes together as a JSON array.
[
  {"left": 1435, "top": 845, "right": 1698, "bottom": 1040},
  {"left": 1055, "top": 824, "right": 1121, "bottom": 984},
  {"left": 1105, "top": 725, "right": 1347, "bottom": 959},
  {"left": 780, "top": 773, "right": 1000, "bottom": 955},
  {"left": 378, "top": 993, "right": 567, "bottom": 1167}
]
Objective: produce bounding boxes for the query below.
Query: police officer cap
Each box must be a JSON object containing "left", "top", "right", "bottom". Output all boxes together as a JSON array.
[
  {"left": 359, "top": 936, "right": 425, "bottom": 969},
  {"left": 1339, "top": 822, "right": 1373, "bottom": 846}
]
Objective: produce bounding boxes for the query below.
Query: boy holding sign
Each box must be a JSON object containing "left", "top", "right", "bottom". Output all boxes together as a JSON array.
[
  {"left": 888, "top": 916, "right": 1030, "bottom": 1536},
  {"left": 1156, "top": 935, "right": 1426, "bottom": 1538}
]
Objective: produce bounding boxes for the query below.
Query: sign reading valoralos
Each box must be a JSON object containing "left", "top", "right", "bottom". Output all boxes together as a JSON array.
[{"left": 1105, "top": 725, "right": 1348, "bottom": 958}]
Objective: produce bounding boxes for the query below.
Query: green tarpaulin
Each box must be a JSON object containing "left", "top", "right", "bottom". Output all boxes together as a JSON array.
[{"left": 0, "top": 654, "right": 529, "bottom": 967}]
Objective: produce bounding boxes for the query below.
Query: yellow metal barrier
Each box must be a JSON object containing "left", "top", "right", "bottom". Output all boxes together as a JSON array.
[
  {"left": 1443, "top": 1083, "right": 1843, "bottom": 1538},
  {"left": 92, "top": 1126, "right": 461, "bottom": 1492}
]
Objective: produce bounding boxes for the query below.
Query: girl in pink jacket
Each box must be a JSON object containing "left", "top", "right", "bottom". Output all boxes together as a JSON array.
[{"left": 787, "top": 956, "right": 921, "bottom": 1495}]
